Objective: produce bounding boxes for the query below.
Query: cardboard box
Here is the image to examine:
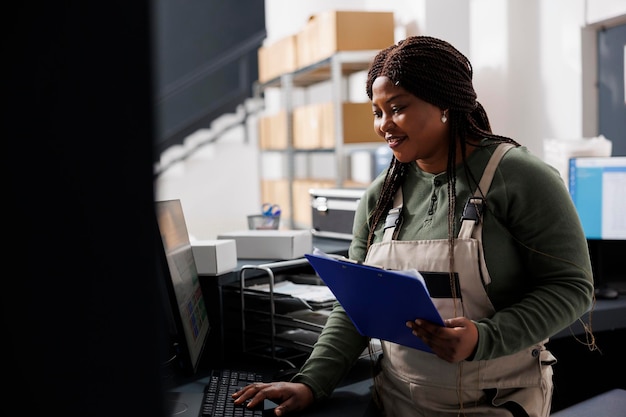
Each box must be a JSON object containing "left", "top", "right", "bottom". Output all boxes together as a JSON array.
[
  {"left": 217, "top": 230, "right": 313, "bottom": 260},
  {"left": 324, "top": 102, "right": 381, "bottom": 145},
  {"left": 297, "top": 10, "right": 395, "bottom": 68},
  {"left": 292, "top": 102, "right": 380, "bottom": 149},
  {"left": 261, "top": 179, "right": 290, "bottom": 219},
  {"left": 191, "top": 239, "right": 238, "bottom": 275},
  {"left": 258, "top": 34, "right": 298, "bottom": 84},
  {"left": 293, "top": 104, "right": 322, "bottom": 149},
  {"left": 292, "top": 179, "right": 335, "bottom": 227},
  {"left": 258, "top": 110, "right": 288, "bottom": 149}
]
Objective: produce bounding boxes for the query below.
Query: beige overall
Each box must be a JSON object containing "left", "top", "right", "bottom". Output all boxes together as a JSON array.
[{"left": 365, "top": 144, "right": 555, "bottom": 417}]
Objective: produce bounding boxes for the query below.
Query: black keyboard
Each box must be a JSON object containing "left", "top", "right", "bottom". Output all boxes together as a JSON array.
[{"left": 200, "top": 369, "right": 265, "bottom": 417}]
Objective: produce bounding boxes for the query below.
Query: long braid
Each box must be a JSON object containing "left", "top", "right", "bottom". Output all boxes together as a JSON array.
[
  {"left": 366, "top": 157, "right": 406, "bottom": 248},
  {"left": 446, "top": 112, "right": 460, "bottom": 312}
]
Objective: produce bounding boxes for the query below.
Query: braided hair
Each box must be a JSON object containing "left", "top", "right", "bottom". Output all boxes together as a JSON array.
[{"left": 364, "top": 36, "right": 519, "bottom": 272}]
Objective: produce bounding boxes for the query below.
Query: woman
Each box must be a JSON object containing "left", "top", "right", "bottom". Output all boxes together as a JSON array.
[{"left": 234, "top": 36, "right": 594, "bottom": 417}]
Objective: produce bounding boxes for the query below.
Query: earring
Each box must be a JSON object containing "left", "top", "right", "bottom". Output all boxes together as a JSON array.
[{"left": 441, "top": 110, "right": 448, "bottom": 124}]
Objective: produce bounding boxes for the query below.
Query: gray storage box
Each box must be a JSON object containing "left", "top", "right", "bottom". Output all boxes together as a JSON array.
[{"left": 310, "top": 188, "right": 365, "bottom": 240}]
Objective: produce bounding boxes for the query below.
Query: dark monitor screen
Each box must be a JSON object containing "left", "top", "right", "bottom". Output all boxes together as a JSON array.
[
  {"left": 568, "top": 156, "right": 626, "bottom": 240},
  {"left": 155, "top": 199, "right": 210, "bottom": 375}
]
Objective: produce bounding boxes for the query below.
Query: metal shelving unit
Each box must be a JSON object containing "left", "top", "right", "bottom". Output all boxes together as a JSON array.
[{"left": 254, "top": 50, "right": 379, "bottom": 229}]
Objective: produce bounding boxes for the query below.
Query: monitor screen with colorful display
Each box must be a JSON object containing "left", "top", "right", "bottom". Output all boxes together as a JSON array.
[{"left": 569, "top": 156, "right": 626, "bottom": 241}]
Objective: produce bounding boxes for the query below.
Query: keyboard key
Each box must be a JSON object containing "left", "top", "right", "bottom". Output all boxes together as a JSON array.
[{"left": 200, "top": 369, "right": 264, "bottom": 417}]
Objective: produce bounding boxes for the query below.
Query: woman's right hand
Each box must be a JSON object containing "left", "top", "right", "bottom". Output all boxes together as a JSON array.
[{"left": 232, "top": 381, "right": 314, "bottom": 416}]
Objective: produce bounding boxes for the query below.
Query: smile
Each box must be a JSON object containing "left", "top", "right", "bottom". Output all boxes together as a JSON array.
[{"left": 385, "top": 135, "right": 406, "bottom": 147}]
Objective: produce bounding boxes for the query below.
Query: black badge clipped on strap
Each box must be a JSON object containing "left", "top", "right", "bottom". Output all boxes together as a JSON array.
[{"left": 461, "top": 197, "right": 485, "bottom": 224}]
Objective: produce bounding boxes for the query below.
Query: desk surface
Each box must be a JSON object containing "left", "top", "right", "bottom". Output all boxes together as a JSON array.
[
  {"left": 206, "top": 236, "right": 350, "bottom": 286},
  {"left": 177, "top": 297, "right": 625, "bottom": 416},
  {"left": 551, "top": 296, "right": 626, "bottom": 339},
  {"left": 208, "top": 235, "right": 626, "bottom": 336},
  {"left": 550, "top": 389, "right": 626, "bottom": 417},
  {"left": 170, "top": 356, "right": 379, "bottom": 417},
  {"left": 195, "top": 236, "right": 625, "bottom": 415}
]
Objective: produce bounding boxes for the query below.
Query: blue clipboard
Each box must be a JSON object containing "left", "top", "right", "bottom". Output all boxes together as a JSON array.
[{"left": 304, "top": 253, "right": 444, "bottom": 353}]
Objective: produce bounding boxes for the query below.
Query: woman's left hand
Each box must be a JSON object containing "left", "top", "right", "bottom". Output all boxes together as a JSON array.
[{"left": 406, "top": 317, "right": 478, "bottom": 363}]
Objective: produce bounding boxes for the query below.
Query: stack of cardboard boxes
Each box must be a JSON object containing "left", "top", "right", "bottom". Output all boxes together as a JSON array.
[
  {"left": 258, "top": 10, "right": 395, "bottom": 83},
  {"left": 257, "top": 10, "right": 395, "bottom": 227}
]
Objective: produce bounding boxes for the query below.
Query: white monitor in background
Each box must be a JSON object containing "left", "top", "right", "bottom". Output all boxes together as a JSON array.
[{"left": 568, "top": 156, "right": 626, "bottom": 240}]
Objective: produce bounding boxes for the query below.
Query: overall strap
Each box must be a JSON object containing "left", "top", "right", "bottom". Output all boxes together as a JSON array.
[
  {"left": 382, "top": 187, "right": 403, "bottom": 242},
  {"left": 383, "top": 142, "right": 515, "bottom": 242},
  {"left": 458, "top": 143, "right": 515, "bottom": 239}
]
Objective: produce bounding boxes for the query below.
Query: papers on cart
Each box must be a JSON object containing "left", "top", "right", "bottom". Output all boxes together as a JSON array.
[{"left": 246, "top": 280, "right": 336, "bottom": 308}]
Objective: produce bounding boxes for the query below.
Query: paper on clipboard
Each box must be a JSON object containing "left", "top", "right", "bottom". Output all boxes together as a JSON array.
[{"left": 304, "top": 251, "right": 444, "bottom": 353}]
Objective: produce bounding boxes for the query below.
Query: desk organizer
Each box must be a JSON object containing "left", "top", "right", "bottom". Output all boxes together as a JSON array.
[
  {"left": 247, "top": 214, "right": 280, "bottom": 230},
  {"left": 238, "top": 259, "right": 330, "bottom": 369}
]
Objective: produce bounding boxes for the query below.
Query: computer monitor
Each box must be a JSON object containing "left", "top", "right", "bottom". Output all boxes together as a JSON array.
[
  {"left": 569, "top": 157, "right": 626, "bottom": 289},
  {"left": 568, "top": 156, "right": 626, "bottom": 240},
  {"left": 155, "top": 199, "right": 211, "bottom": 376}
]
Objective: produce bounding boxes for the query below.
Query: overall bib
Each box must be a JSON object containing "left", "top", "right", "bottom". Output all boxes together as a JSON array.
[{"left": 365, "top": 144, "right": 555, "bottom": 417}]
